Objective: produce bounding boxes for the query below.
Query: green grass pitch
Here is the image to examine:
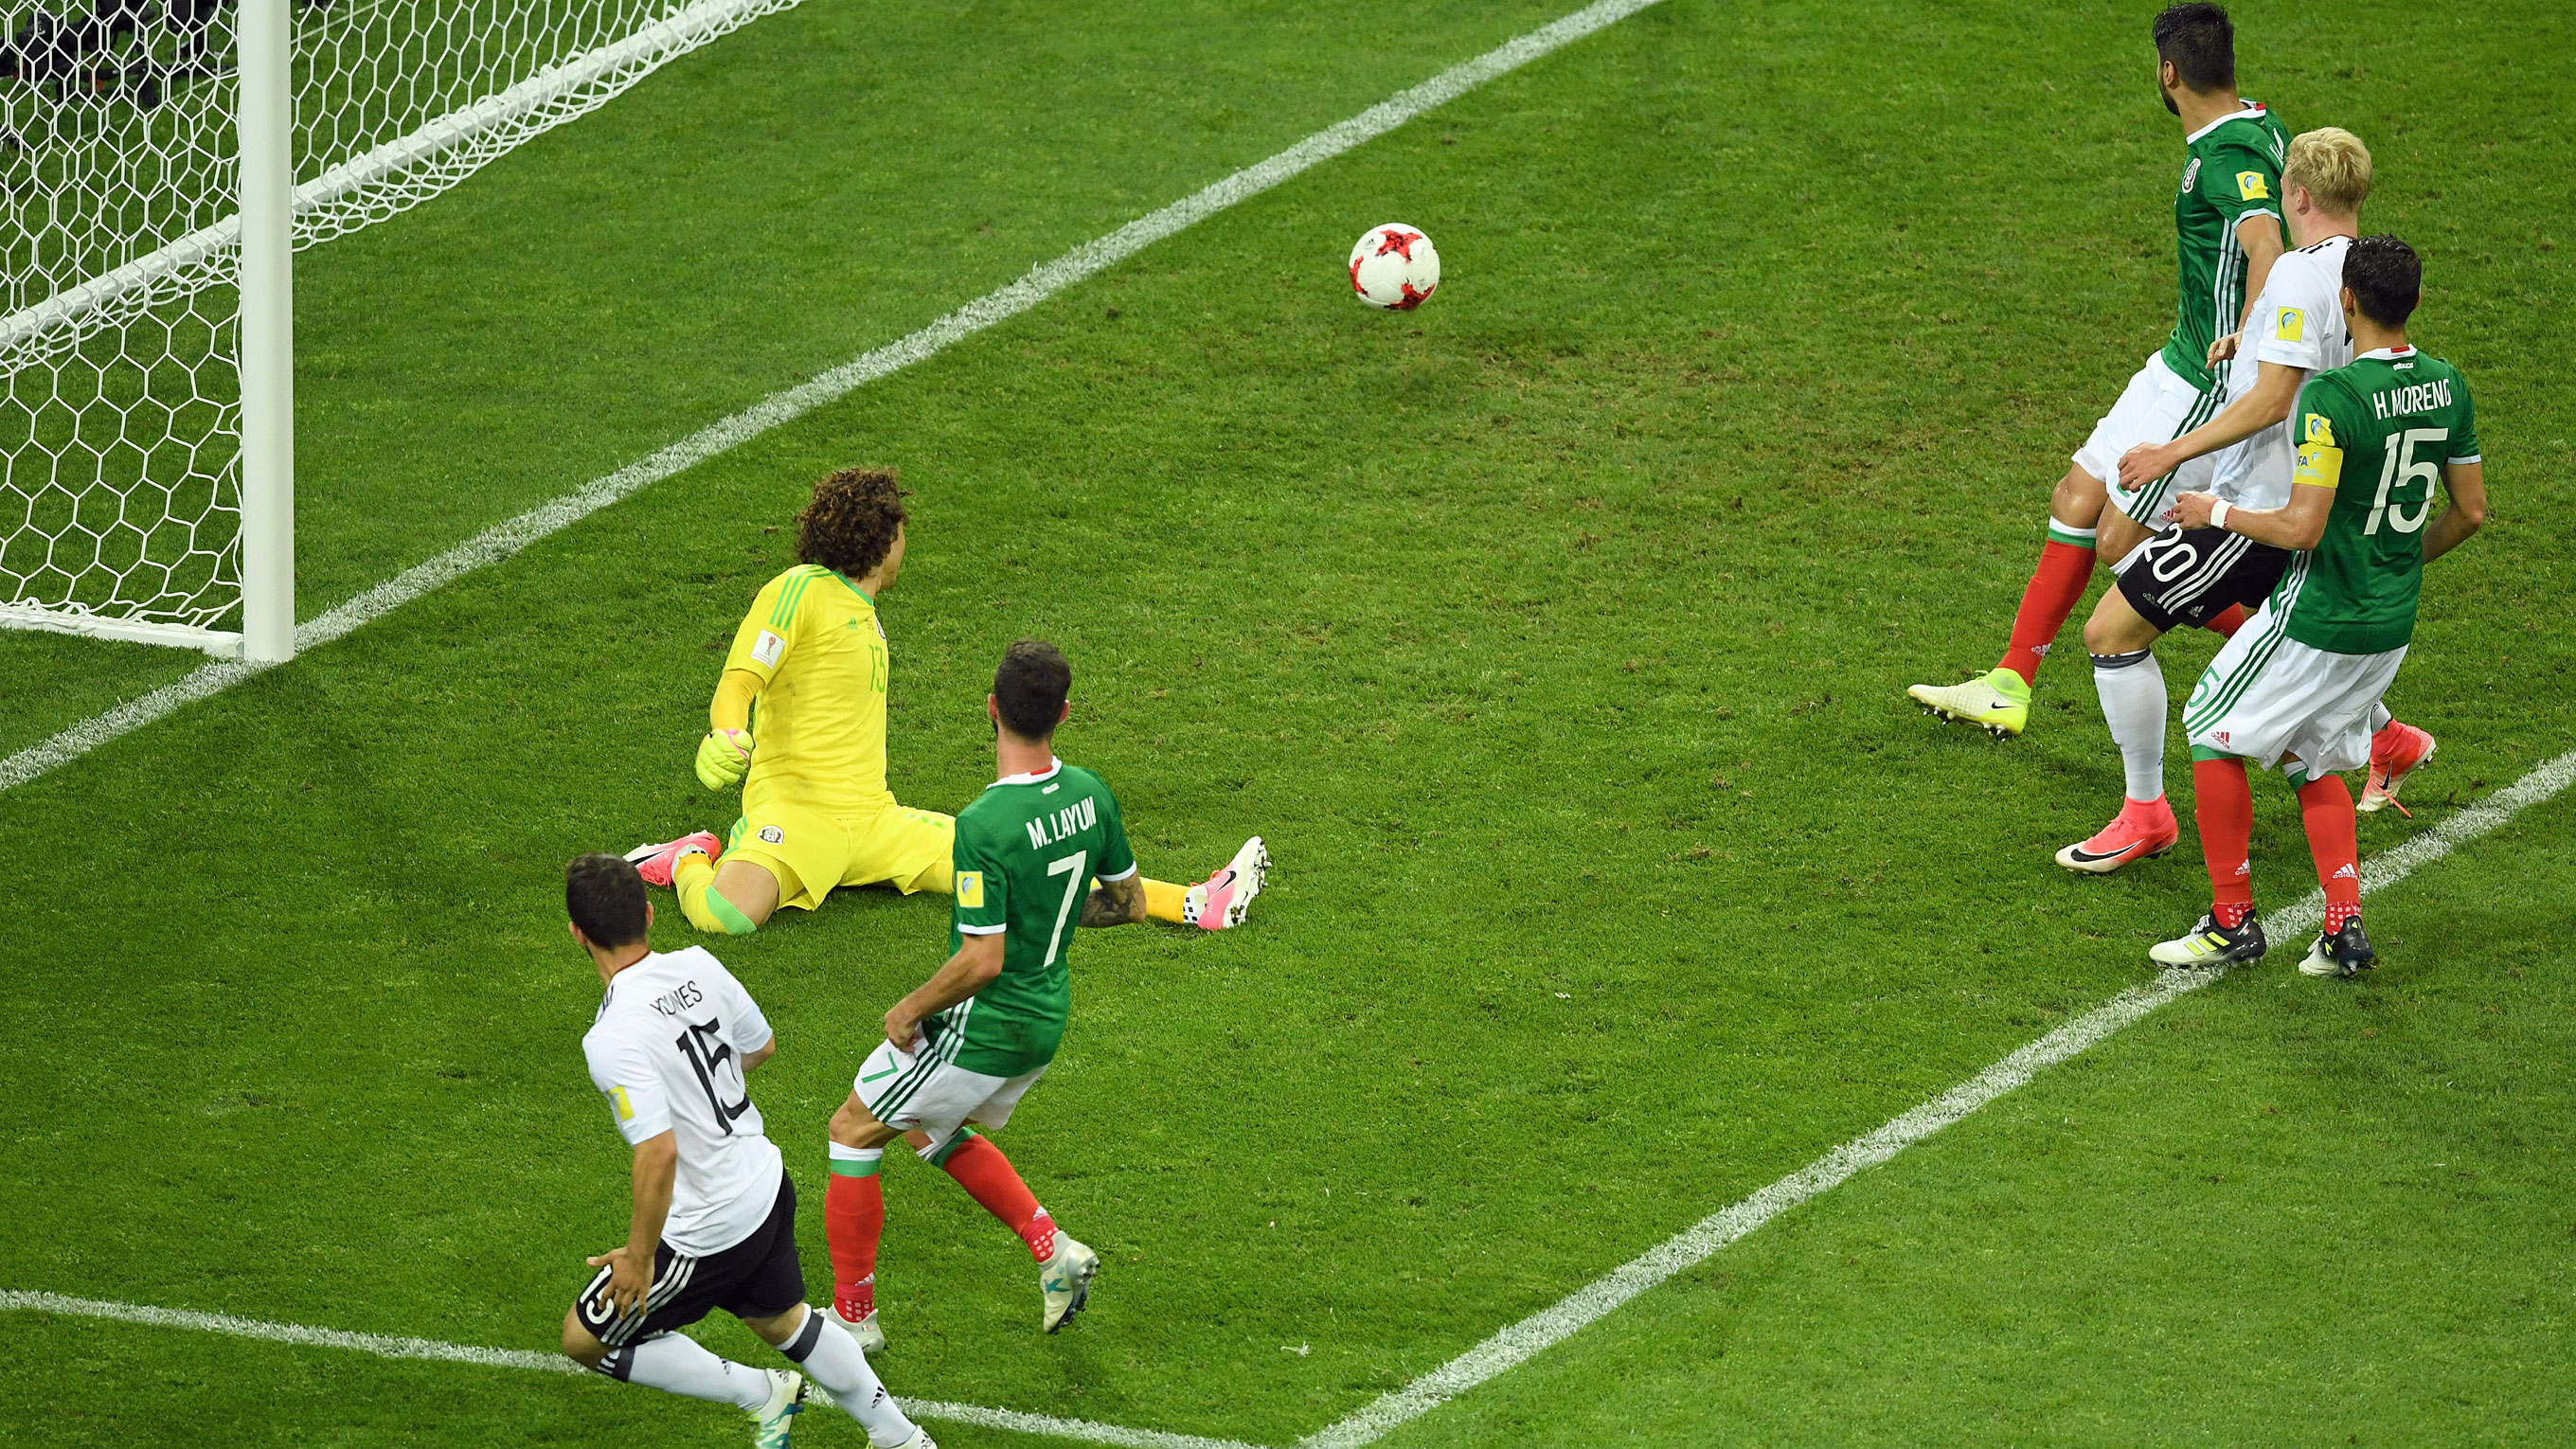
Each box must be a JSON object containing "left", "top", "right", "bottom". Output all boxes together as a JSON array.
[{"left": 5, "top": 0, "right": 2574, "bottom": 1443}]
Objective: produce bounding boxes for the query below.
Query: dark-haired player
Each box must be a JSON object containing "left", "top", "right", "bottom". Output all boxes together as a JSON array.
[
  {"left": 2054, "top": 127, "right": 2436, "bottom": 870},
  {"left": 625, "top": 467, "right": 1264, "bottom": 936},
  {"left": 556, "top": 852, "right": 932, "bottom": 1448},
  {"left": 819, "top": 640, "right": 1147, "bottom": 1348},
  {"left": 2151, "top": 236, "right": 2484, "bottom": 976},
  {"left": 1909, "top": 2, "right": 2289, "bottom": 737}
]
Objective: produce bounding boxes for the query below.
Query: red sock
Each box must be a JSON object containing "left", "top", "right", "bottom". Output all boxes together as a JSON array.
[
  {"left": 2298, "top": 773, "right": 2363, "bottom": 932},
  {"left": 2193, "top": 757, "right": 2255, "bottom": 926},
  {"left": 825, "top": 1160, "right": 884, "bottom": 1316},
  {"left": 1996, "top": 537, "right": 2098, "bottom": 687},
  {"left": 941, "top": 1135, "right": 1056, "bottom": 1261},
  {"left": 2204, "top": 603, "right": 2249, "bottom": 638}
]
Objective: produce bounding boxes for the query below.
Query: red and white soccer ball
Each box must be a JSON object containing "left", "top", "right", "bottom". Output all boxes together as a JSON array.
[{"left": 1349, "top": 223, "right": 1440, "bottom": 310}]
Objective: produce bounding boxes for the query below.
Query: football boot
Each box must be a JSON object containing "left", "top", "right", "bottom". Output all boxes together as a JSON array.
[{"left": 1906, "top": 667, "right": 2031, "bottom": 738}]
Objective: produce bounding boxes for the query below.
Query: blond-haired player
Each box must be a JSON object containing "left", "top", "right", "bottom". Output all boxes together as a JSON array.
[
  {"left": 626, "top": 467, "right": 1265, "bottom": 935},
  {"left": 2051, "top": 127, "right": 2433, "bottom": 871}
]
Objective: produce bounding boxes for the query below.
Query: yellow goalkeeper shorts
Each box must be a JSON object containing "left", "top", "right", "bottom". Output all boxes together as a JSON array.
[{"left": 724, "top": 803, "right": 956, "bottom": 911}]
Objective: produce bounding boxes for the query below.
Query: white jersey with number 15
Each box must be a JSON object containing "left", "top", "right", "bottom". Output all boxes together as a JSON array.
[{"left": 582, "top": 946, "right": 784, "bottom": 1257}]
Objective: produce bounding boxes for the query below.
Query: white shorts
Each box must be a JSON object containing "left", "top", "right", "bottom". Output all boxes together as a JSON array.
[
  {"left": 853, "top": 1034, "right": 1046, "bottom": 1158},
  {"left": 2183, "top": 601, "right": 2406, "bottom": 778},
  {"left": 2076, "top": 351, "right": 2225, "bottom": 527}
]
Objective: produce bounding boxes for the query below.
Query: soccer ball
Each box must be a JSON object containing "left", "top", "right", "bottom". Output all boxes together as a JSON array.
[{"left": 1349, "top": 224, "right": 1440, "bottom": 310}]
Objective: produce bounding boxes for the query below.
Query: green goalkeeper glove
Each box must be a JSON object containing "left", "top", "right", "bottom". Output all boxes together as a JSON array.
[{"left": 695, "top": 728, "right": 754, "bottom": 790}]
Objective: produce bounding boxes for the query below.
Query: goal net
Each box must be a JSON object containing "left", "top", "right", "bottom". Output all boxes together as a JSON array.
[{"left": 0, "top": 0, "right": 799, "bottom": 655}]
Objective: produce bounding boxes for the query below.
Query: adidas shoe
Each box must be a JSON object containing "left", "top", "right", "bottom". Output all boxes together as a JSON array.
[
  {"left": 625, "top": 831, "right": 720, "bottom": 888},
  {"left": 2298, "top": 918, "right": 2378, "bottom": 977},
  {"left": 746, "top": 1368, "right": 807, "bottom": 1449},
  {"left": 1038, "top": 1232, "right": 1100, "bottom": 1333},
  {"left": 1906, "top": 667, "right": 2030, "bottom": 738},
  {"left": 1181, "top": 836, "right": 1268, "bottom": 930},
  {"left": 2359, "top": 722, "right": 2436, "bottom": 816},
  {"left": 2055, "top": 796, "right": 2180, "bottom": 874},
  {"left": 832, "top": 1280, "right": 886, "bottom": 1353},
  {"left": 2149, "top": 909, "right": 2268, "bottom": 969}
]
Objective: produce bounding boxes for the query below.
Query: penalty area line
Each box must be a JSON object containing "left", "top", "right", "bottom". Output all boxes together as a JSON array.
[
  {"left": 0, "top": 1290, "right": 1267, "bottom": 1449},
  {"left": 1295, "top": 745, "right": 2576, "bottom": 1448},
  {"left": 0, "top": 0, "right": 1667, "bottom": 800}
]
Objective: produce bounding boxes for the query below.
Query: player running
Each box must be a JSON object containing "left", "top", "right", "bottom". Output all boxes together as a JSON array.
[
  {"left": 819, "top": 640, "right": 1144, "bottom": 1348},
  {"left": 2056, "top": 127, "right": 2433, "bottom": 870},
  {"left": 556, "top": 852, "right": 932, "bottom": 1449},
  {"left": 1909, "top": 3, "right": 2289, "bottom": 737},
  {"left": 2148, "top": 236, "right": 2483, "bottom": 976},
  {"left": 624, "top": 467, "right": 1266, "bottom": 938}
]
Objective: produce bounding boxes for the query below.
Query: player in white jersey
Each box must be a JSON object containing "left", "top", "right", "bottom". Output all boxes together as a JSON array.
[
  {"left": 2051, "top": 127, "right": 2428, "bottom": 870},
  {"left": 556, "top": 852, "right": 934, "bottom": 1449}
]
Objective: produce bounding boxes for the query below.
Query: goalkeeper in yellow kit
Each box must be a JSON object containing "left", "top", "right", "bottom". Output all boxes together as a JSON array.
[{"left": 627, "top": 467, "right": 1266, "bottom": 936}]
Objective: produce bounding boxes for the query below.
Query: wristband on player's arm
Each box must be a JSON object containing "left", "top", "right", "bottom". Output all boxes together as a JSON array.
[{"left": 2209, "top": 499, "right": 2232, "bottom": 533}]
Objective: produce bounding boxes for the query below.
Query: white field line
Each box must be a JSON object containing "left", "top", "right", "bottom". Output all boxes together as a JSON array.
[
  {"left": 1297, "top": 745, "right": 2576, "bottom": 1449},
  {"left": 0, "top": 0, "right": 1666, "bottom": 798},
  {"left": 0, "top": 1290, "right": 1265, "bottom": 1449},
  {"left": 6, "top": 752, "right": 2568, "bottom": 1447}
]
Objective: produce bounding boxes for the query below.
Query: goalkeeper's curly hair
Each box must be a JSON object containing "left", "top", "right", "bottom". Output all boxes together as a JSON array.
[{"left": 796, "top": 467, "right": 908, "bottom": 579}]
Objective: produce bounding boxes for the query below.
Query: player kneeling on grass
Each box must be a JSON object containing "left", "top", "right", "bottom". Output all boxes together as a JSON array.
[
  {"left": 626, "top": 466, "right": 1265, "bottom": 936},
  {"left": 2059, "top": 127, "right": 2435, "bottom": 872},
  {"left": 820, "top": 640, "right": 1142, "bottom": 1347},
  {"left": 2150, "top": 236, "right": 2483, "bottom": 977},
  {"left": 557, "top": 852, "right": 933, "bottom": 1449}
]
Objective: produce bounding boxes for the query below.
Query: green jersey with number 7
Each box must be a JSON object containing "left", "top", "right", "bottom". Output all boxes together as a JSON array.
[
  {"left": 933, "top": 760, "right": 1138, "bottom": 1079},
  {"left": 2276, "top": 345, "right": 2481, "bottom": 655}
]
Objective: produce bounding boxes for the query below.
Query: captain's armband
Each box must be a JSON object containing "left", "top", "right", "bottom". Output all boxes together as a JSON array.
[{"left": 2293, "top": 442, "right": 2343, "bottom": 490}]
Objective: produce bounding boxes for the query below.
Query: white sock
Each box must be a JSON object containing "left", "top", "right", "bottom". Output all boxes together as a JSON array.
[
  {"left": 609, "top": 1333, "right": 771, "bottom": 1410},
  {"left": 784, "top": 1307, "right": 919, "bottom": 1446},
  {"left": 2093, "top": 650, "right": 2168, "bottom": 803}
]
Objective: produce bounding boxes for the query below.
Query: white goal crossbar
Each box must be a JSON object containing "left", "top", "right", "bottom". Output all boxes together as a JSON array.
[
  {"left": 0, "top": 0, "right": 796, "bottom": 367},
  {"left": 0, "top": 0, "right": 806, "bottom": 659}
]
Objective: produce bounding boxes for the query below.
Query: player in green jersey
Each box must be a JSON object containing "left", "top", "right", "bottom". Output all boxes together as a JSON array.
[
  {"left": 1910, "top": 3, "right": 2291, "bottom": 738},
  {"left": 819, "top": 640, "right": 1152, "bottom": 1345},
  {"left": 2149, "top": 237, "right": 2486, "bottom": 977}
]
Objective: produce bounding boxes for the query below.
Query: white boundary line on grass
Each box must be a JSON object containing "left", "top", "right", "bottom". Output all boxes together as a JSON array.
[
  {"left": 0, "top": 1290, "right": 1263, "bottom": 1449},
  {"left": 9, "top": 749, "right": 2571, "bottom": 1446},
  {"left": 0, "top": 0, "right": 1668, "bottom": 798},
  {"left": 1296, "top": 745, "right": 2576, "bottom": 1448}
]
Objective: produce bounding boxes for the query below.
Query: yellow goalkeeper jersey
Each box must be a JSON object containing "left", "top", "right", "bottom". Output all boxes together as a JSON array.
[{"left": 724, "top": 564, "right": 894, "bottom": 816}]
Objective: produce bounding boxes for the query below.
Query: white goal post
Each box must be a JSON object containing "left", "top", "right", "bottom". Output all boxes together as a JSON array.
[{"left": 0, "top": 0, "right": 804, "bottom": 660}]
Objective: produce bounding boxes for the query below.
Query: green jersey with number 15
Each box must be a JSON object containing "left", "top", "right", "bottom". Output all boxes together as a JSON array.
[
  {"left": 2162, "top": 103, "right": 2291, "bottom": 392},
  {"left": 933, "top": 760, "right": 1136, "bottom": 1078},
  {"left": 2274, "top": 347, "right": 2481, "bottom": 655}
]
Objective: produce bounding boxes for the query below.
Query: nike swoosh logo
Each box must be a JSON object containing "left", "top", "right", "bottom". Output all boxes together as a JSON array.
[{"left": 2062, "top": 844, "right": 2138, "bottom": 863}]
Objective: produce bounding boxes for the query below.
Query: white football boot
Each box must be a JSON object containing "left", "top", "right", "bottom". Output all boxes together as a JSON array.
[
  {"left": 1038, "top": 1232, "right": 1100, "bottom": 1333},
  {"left": 746, "top": 1368, "right": 808, "bottom": 1449},
  {"left": 1182, "top": 836, "right": 1269, "bottom": 929}
]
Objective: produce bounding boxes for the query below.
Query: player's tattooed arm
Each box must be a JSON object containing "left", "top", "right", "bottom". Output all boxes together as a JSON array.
[{"left": 1081, "top": 872, "right": 1149, "bottom": 927}]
